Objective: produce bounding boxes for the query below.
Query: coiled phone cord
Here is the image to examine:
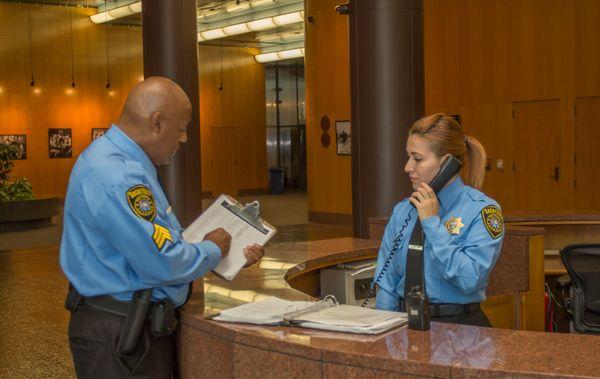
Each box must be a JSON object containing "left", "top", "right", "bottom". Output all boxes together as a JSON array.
[{"left": 361, "top": 209, "right": 415, "bottom": 308}]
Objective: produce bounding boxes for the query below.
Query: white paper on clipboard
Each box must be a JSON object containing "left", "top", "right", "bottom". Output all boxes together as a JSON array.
[{"left": 182, "top": 194, "right": 277, "bottom": 281}]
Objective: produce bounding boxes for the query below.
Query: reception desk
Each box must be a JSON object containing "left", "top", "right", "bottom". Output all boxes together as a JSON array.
[
  {"left": 504, "top": 213, "right": 600, "bottom": 275},
  {"left": 177, "top": 238, "right": 600, "bottom": 378}
]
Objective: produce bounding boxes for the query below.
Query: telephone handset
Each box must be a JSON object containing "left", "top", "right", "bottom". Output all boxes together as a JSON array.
[
  {"left": 428, "top": 155, "right": 464, "bottom": 193},
  {"left": 361, "top": 155, "right": 463, "bottom": 308}
]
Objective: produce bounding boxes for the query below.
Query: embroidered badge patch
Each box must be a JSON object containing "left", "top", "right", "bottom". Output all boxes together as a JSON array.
[
  {"left": 445, "top": 217, "right": 464, "bottom": 235},
  {"left": 126, "top": 185, "right": 172, "bottom": 251},
  {"left": 481, "top": 205, "right": 504, "bottom": 239},
  {"left": 126, "top": 185, "right": 156, "bottom": 222}
]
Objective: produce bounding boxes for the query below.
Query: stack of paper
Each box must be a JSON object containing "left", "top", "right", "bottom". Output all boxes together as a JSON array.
[
  {"left": 293, "top": 304, "right": 408, "bottom": 334},
  {"left": 212, "top": 296, "right": 407, "bottom": 334},
  {"left": 214, "top": 297, "right": 313, "bottom": 325}
]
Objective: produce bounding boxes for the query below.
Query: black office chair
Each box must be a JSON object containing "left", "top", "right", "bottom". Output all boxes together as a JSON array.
[{"left": 560, "top": 244, "right": 600, "bottom": 334}]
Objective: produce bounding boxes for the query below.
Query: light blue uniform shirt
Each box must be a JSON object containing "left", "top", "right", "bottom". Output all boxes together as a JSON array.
[
  {"left": 60, "top": 125, "right": 221, "bottom": 307},
  {"left": 375, "top": 177, "right": 504, "bottom": 311}
]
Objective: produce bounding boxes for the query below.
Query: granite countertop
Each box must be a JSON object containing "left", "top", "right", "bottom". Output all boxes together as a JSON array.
[{"left": 180, "top": 237, "right": 600, "bottom": 378}]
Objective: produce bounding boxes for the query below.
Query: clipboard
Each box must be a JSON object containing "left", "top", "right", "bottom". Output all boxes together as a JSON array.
[{"left": 182, "top": 194, "right": 277, "bottom": 281}]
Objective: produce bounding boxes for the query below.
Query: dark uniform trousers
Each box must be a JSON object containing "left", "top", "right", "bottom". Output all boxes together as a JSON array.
[
  {"left": 434, "top": 308, "right": 492, "bottom": 327},
  {"left": 68, "top": 306, "right": 174, "bottom": 379}
]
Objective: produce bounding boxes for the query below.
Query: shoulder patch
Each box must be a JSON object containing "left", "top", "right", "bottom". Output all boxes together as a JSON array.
[
  {"left": 126, "top": 184, "right": 173, "bottom": 251},
  {"left": 126, "top": 185, "right": 156, "bottom": 222},
  {"left": 481, "top": 205, "right": 504, "bottom": 239}
]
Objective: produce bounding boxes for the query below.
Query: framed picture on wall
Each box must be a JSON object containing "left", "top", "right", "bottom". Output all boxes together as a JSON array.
[
  {"left": 49, "top": 128, "right": 72, "bottom": 158},
  {"left": 335, "top": 120, "right": 351, "bottom": 155},
  {"left": 92, "top": 128, "right": 109, "bottom": 140},
  {"left": 0, "top": 134, "right": 27, "bottom": 160}
]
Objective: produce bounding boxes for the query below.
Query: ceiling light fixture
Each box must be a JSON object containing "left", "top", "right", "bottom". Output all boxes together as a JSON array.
[
  {"left": 222, "top": 23, "right": 250, "bottom": 36},
  {"left": 197, "top": 11, "right": 303, "bottom": 42},
  {"left": 200, "top": 28, "right": 227, "bottom": 40},
  {"left": 250, "top": 0, "right": 275, "bottom": 7},
  {"left": 90, "top": 1, "right": 142, "bottom": 24},
  {"left": 255, "top": 47, "right": 304, "bottom": 63},
  {"left": 27, "top": 5, "right": 35, "bottom": 87}
]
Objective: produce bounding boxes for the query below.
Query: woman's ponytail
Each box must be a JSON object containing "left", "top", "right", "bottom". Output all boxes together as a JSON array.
[{"left": 464, "top": 135, "right": 486, "bottom": 190}]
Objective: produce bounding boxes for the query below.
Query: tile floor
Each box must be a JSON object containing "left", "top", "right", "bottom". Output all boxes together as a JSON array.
[{"left": 0, "top": 192, "right": 353, "bottom": 378}]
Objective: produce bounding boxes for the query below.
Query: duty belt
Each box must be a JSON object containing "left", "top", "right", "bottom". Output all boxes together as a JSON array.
[
  {"left": 400, "top": 299, "right": 480, "bottom": 317},
  {"left": 429, "top": 302, "right": 480, "bottom": 317},
  {"left": 66, "top": 286, "right": 143, "bottom": 317},
  {"left": 65, "top": 285, "right": 178, "bottom": 344}
]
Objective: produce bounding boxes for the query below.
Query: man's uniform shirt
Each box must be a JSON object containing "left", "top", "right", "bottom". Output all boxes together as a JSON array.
[
  {"left": 375, "top": 177, "right": 504, "bottom": 311},
  {"left": 60, "top": 125, "right": 221, "bottom": 307}
]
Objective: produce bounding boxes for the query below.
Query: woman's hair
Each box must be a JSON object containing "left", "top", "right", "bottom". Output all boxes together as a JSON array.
[{"left": 409, "top": 113, "right": 486, "bottom": 189}]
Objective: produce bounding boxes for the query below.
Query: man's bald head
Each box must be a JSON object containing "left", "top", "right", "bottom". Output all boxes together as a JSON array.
[
  {"left": 119, "top": 77, "right": 191, "bottom": 127},
  {"left": 117, "top": 77, "right": 192, "bottom": 166}
]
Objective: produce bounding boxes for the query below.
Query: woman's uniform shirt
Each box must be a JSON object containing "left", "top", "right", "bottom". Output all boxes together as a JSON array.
[{"left": 375, "top": 177, "right": 504, "bottom": 311}]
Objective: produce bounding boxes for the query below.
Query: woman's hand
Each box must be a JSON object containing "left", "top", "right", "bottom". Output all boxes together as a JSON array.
[{"left": 408, "top": 182, "right": 439, "bottom": 221}]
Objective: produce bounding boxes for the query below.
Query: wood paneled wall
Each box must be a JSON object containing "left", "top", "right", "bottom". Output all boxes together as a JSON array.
[
  {"left": 304, "top": 0, "right": 352, "bottom": 220},
  {"left": 305, "top": 0, "right": 600, "bottom": 219},
  {"left": 0, "top": 3, "right": 268, "bottom": 200},
  {"left": 0, "top": 3, "right": 142, "bottom": 199},
  {"left": 198, "top": 44, "right": 268, "bottom": 196}
]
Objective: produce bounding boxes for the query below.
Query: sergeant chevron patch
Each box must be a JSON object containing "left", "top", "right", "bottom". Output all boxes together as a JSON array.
[{"left": 152, "top": 224, "right": 173, "bottom": 251}]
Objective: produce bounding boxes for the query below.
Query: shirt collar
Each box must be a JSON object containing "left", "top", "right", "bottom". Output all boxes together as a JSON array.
[
  {"left": 105, "top": 124, "right": 157, "bottom": 179},
  {"left": 436, "top": 175, "right": 465, "bottom": 213}
]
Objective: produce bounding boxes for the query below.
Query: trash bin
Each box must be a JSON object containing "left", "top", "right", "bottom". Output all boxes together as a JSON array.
[{"left": 269, "top": 167, "right": 285, "bottom": 195}]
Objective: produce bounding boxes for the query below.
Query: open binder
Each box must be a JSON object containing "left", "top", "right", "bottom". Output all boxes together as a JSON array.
[
  {"left": 182, "top": 194, "right": 277, "bottom": 281},
  {"left": 211, "top": 296, "right": 408, "bottom": 334}
]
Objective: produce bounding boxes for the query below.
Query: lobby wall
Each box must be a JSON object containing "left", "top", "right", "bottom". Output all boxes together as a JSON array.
[
  {"left": 0, "top": 2, "right": 268, "bottom": 200},
  {"left": 304, "top": 0, "right": 600, "bottom": 220},
  {"left": 304, "top": 0, "right": 352, "bottom": 224},
  {"left": 0, "top": 3, "right": 142, "bottom": 199}
]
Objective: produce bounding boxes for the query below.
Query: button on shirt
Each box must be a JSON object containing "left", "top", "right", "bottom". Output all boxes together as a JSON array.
[
  {"left": 375, "top": 177, "right": 504, "bottom": 311},
  {"left": 60, "top": 125, "right": 221, "bottom": 307}
]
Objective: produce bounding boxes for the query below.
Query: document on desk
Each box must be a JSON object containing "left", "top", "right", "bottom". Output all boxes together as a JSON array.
[
  {"left": 182, "top": 194, "right": 277, "bottom": 281},
  {"left": 212, "top": 296, "right": 408, "bottom": 334}
]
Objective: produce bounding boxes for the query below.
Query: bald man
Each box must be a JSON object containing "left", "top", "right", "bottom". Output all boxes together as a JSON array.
[{"left": 60, "top": 77, "right": 264, "bottom": 378}]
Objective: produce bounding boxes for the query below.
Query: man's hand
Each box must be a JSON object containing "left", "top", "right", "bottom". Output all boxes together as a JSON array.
[
  {"left": 203, "top": 228, "right": 231, "bottom": 258},
  {"left": 243, "top": 244, "right": 265, "bottom": 267}
]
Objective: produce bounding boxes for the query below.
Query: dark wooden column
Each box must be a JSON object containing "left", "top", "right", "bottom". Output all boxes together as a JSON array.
[
  {"left": 344, "top": 0, "right": 425, "bottom": 237},
  {"left": 142, "top": 0, "right": 202, "bottom": 227}
]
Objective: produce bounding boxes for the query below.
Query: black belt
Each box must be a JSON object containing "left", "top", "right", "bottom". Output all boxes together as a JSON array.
[
  {"left": 66, "top": 286, "right": 178, "bottom": 344},
  {"left": 430, "top": 303, "right": 480, "bottom": 317},
  {"left": 400, "top": 299, "right": 480, "bottom": 317},
  {"left": 80, "top": 294, "right": 132, "bottom": 317}
]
